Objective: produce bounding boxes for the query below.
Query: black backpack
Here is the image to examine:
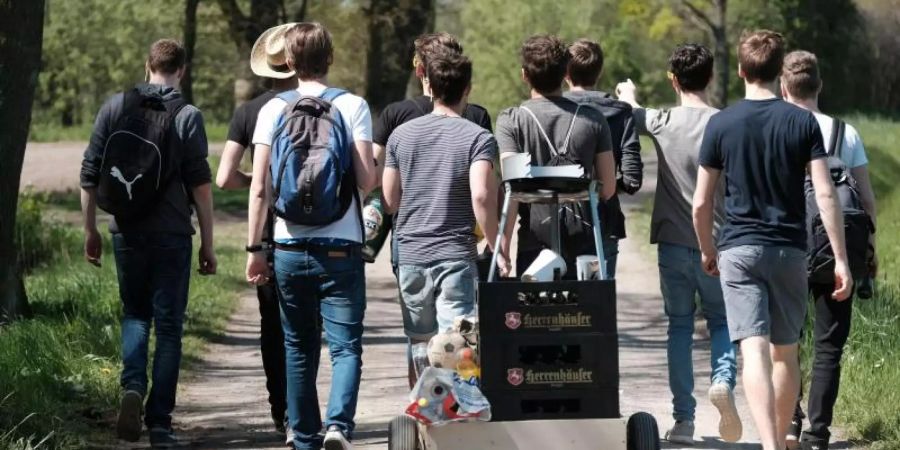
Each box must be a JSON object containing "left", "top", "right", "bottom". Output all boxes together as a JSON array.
[
  {"left": 519, "top": 105, "right": 598, "bottom": 259},
  {"left": 97, "top": 89, "right": 186, "bottom": 221},
  {"left": 805, "top": 118, "right": 873, "bottom": 284}
]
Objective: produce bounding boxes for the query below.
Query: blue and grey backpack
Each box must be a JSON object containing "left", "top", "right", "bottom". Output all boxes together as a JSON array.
[{"left": 269, "top": 88, "right": 357, "bottom": 226}]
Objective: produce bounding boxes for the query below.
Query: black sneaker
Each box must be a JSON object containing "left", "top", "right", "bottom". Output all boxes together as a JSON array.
[
  {"left": 786, "top": 418, "right": 802, "bottom": 449},
  {"left": 149, "top": 426, "right": 179, "bottom": 449},
  {"left": 800, "top": 431, "right": 829, "bottom": 450},
  {"left": 323, "top": 425, "right": 352, "bottom": 450},
  {"left": 116, "top": 390, "right": 143, "bottom": 442}
]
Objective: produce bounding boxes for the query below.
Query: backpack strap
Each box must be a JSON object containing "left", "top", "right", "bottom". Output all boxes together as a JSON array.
[
  {"left": 520, "top": 104, "right": 583, "bottom": 157},
  {"left": 520, "top": 106, "right": 558, "bottom": 157},
  {"left": 320, "top": 87, "right": 347, "bottom": 103},
  {"left": 830, "top": 118, "right": 846, "bottom": 160}
]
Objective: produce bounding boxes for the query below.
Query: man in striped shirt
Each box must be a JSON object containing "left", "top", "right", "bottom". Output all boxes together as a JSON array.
[{"left": 383, "top": 53, "right": 508, "bottom": 356}]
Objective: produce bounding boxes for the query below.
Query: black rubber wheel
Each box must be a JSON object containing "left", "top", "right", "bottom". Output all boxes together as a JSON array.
[
  {"left": 627, "top": 412, "right": 660, "bottom": 450},
  {"left": 388, "top": 414, "right": 420, "bottom": 450}
]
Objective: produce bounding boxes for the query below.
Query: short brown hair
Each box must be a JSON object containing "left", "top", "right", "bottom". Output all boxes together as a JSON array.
[
  {"left": 414, "top": 32, "right": 463, "bottom": 69},
  {"left": 567, "top": 39, "right": 604, "bottom": 87},
  {"left": 284, "top": 22, "right": 333, "bottom": 80},
  {"left": 427, "top": 54, "right": 472, "bottom": 106},
  {"left": 147, "top": 39, "right": 186, "bottom": 75},
  {"left": 781, "top": 50, "right": 821, "bottom": 100},
  {"left": 738, "top": 30, "right": 786, "bottom": 83},
  {"left": 521, "top": 35, "right": 569, "bottom": 95}
]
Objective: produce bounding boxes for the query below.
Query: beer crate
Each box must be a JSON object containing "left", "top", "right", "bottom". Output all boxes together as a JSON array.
[
  {"left": 485, "top": 387, "right": 620, "bottom": 422},
  {"left": 478, "top": 279, "right": 616, "bottom": 336}
]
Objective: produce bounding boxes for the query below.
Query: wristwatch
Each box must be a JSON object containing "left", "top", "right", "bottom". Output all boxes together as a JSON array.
[{"left": 245, "top": 243, "right": 270, "bottom": 253}]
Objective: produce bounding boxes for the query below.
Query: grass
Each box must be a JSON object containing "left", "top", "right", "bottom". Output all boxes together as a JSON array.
[
  {"left": 0, "top": 186, "right": 248, "bottom": 449},
  {"left": 28, "top": 121, "right": 230, "bottom": 143},
  {"left": 819, "top": 115, "right": 900, "bottom": 449}
]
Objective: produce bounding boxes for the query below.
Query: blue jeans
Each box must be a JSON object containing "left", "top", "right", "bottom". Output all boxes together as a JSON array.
[
  {"left": 273, "top": 245, "right": 366, "bottom": 450},
  {"left": 398, "top": 260, "right": 477, "bottom": 340},
  {"left": 113, "top": 233, "right": 192, "bottom": 429},
  {"left": 658, "top": 242, "right": 736, "bottom": 422}
]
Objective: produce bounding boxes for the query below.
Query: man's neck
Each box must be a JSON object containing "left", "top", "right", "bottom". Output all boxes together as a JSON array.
[
  {"left": 420, "top": 78, "right": 432, "bottom": 97},
  {"left": 744, "top": 80, "right": 778, "bottom": 100},
  {"left": 568, "top": 85, "right": 588, "bottom": 92},
  {"left": 147, "top": 73, "right": 178, "bottom": 89},
  {"left": 272, "top": 77, "right": 298, "bottom": 91},
  {"left": 298, "top": 77, "right": 327, "bottom": 91},
  {"left": 788, "top": 97, "right": 820, "bottom": 114},
  {"left": 531, "top": 88, "right": 562, "bottom": 100},
  {"left": 679, "top": 90, "right": 711, "bottom": 108},
  {"left": 432, "top": 101, "right": 463, "bottom": 117}
]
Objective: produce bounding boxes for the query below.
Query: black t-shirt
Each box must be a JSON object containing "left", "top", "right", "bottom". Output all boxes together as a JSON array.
[
  {"left": 699, "top": 98, "right": 826, "bottom": 250},
  {"left": 227, "top": 90, "right": 279, "bottom": 155},
  {"left": 373, "top": 95, "right": 492, "bottom": 145}
]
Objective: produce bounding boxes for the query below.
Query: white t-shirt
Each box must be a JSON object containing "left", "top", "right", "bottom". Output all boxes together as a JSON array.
[
  {"left": 252, "top": 85, "right": 373, "bottom": 244},
  {"left": 813, "top": 112, "right": 868, "bottom": 169}
]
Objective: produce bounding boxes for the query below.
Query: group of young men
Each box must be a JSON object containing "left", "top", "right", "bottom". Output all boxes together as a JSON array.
[{"left": 80, "top": 20, "right": 875, "bottom": 450}]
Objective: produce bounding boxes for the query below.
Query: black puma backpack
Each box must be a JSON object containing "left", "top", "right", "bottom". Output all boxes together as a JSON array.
[
  {"left": 96, "top": 89, "right": 186, "bottom": 221},
  {"left": 805, "top": 118, "right": 874, "bottom": 284}
]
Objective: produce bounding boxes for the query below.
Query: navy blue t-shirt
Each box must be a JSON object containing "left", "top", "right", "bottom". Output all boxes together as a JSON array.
[{"left": 698, "top": 98, "right": 826, "bottom": 250}]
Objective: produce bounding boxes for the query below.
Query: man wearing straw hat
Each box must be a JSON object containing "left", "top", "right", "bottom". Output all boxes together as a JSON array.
[
  {"left": 246, "top": 22, "right": 377, "bottom": 450},
  {"left": 216, "top": 23, "right": 299, "bottom": 442}
]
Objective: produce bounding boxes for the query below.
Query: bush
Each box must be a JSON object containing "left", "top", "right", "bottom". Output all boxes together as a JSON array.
[{"left": 15, "top": 192, "right": 77, "bottom": 272}]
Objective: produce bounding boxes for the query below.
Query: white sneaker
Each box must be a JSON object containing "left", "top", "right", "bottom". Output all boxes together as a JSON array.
[
  {"left": 709, "top": 383, "right": 742, "bottom": 442},
  {"left": 665, "top": 420, "right": 695, "bottom": 445},
  {"left": 285, "top": 427, "right": 294, "bottom": 447},
  {"left": 324, "top": 425, "right": 352, "bottom": 450}
]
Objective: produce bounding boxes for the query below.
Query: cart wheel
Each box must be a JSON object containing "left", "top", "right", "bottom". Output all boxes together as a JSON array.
[
  {"left": 388, "top": 414, "right": 420, "bottom": 450},
  {"left": 626, "top": 412, "right": 660, "bottom": 450}
]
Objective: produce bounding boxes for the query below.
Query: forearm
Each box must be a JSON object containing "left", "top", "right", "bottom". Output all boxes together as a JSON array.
[
  {"left": 692, "top": 203, "right": 716, "bottom": 253},
  {"left": 373, "top": 143, "right": 387, "bottom": 188},
  {"left": 473, "top": 194, "right": 499, "bottom": 253},
  {"left": 216, "top": 142, "right": 250, "bottom": 189},
  {"left": 192, "top": 183, "right": 215, "bottom": 247},
  {"left": 80, "top": 187, "right": 98, "bottom": 231}
]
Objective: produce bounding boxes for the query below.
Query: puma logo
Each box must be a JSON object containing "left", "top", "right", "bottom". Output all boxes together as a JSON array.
[{"left": 110, "top": 166, "right": 143, "bottom": 200}]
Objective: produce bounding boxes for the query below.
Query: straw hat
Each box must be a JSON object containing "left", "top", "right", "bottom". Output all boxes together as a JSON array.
[{"left": 250, "top": 23, "right": 298, "bottom": 79}]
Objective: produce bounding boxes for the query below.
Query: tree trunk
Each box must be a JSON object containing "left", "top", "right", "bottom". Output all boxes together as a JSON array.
[
  {"left": 216, "top": 0, "right": 284, "bottom": 107},
  {"left": 365, "top": 0, "right": 434, "bottom": 115},
  {"left": 712, "top": 0, "right": 728, "bottom": 108},
  {"left": 182, "top": 0, "right": 201, "bottom": 104},
  {"left": 0, "top": 0, "right": 45, "bottom": 323}
]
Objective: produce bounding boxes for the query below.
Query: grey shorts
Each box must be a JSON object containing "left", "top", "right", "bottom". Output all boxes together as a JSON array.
[
  {"left": 718, "top": 245, "right": 808, "bottom": 345},
  {"left": 398, "top": 260, "right": 477, "bottom": 341}
]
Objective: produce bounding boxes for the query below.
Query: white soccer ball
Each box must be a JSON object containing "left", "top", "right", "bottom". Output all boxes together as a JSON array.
[{"left": 426, "top": 331, "right": 468, "bottom": 369}]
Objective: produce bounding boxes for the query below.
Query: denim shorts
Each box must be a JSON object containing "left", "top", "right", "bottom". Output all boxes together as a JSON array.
[
  {"left": 718, "top": 245, "right": 808, "bottom": 345},
  {"left": 397, "top": 260, "right": 477, "bottom": 340}
]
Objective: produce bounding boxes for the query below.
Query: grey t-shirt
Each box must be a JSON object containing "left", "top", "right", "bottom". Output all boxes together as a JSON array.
[
  {"left": 496, "top": 96, "right": 613, "bottom": 252},
  {"left": 386, "top": 114, "right": 498, "bottom": 265},
  {"left": 635, "top": 106, "right": 725, "bottom": 249}
]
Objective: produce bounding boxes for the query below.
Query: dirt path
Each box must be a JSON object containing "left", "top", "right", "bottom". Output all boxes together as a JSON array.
[{"left": 19, "top": 141, "right": 225, "bottom": 193}]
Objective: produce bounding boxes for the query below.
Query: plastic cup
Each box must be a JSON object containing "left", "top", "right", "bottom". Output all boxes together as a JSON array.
[{"left": 521, "top": 249, "right": 567, "bottom": 282}]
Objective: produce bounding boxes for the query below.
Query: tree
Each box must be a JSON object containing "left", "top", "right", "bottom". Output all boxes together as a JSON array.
[
  {"left": 0, "top": 0, "right": 45, "bottom": 322},
  {"left": 182, "top": 0, "right": 201, "bottom": 104},
  {"left": 677, "top": 0, "right": 728, "bottom": 107},
  {"left": 364, "top": 0, "right": 434, "bottom": 115},
  {"left": 216, "top": 0, "right": 308, "bottom": 106}
]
